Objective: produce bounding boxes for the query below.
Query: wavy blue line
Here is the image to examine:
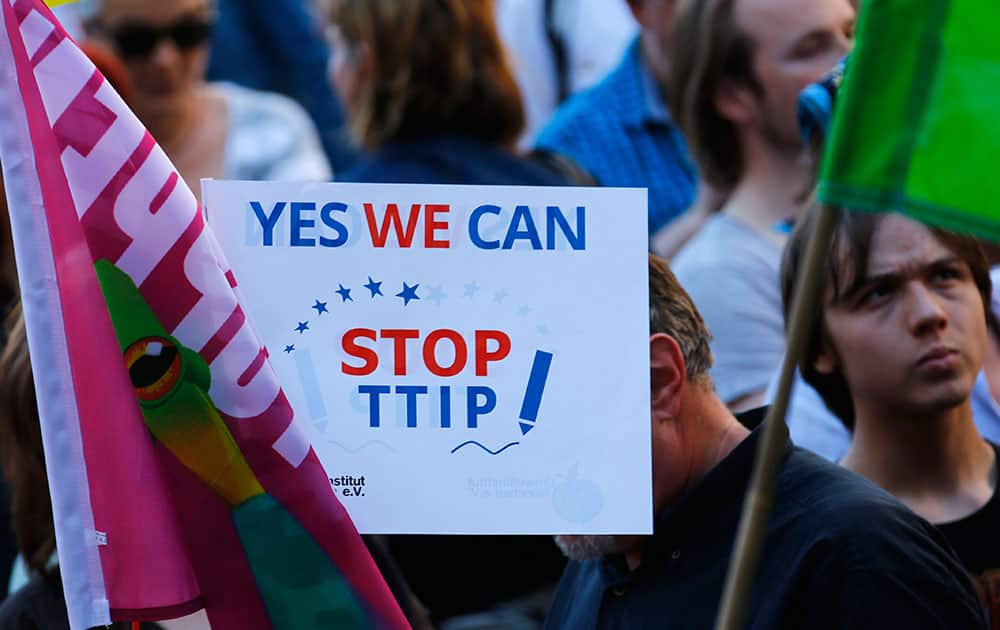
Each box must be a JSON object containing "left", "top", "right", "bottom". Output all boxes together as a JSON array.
[{"left": 450, "top": 440, "right": 520, "bottom": 455}]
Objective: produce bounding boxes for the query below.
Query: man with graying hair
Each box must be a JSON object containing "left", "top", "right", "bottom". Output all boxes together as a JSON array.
[{"left": 544, "top": 255, "right": 987, "bottom": 629}]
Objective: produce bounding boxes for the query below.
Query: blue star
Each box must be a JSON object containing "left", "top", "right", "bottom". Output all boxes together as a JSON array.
[
  {"left": 336, "top": 284, "right": 353, "bottom": 302},
  {"left": 312, "top": 299, "right": 328, "bottom": 315},
  {"left": 537, "top": 324, "right": 551, "bottom": 336},
  {"left": 493, "top": 289, "right": 508, "bottom": 304},
  {"left": 284, "top": 344, "right": 295, "bottom": 353},
  {"left": 364, "top": 276, "right": 383, "bottom": 298},
  {"left": 517, "top": 305, "right": 532, "bottom": 317},
  {"left": 463, "top": 281, "right": 480, "bottom": 298},
  {"left": 426, "top": 285, "right": 447, "bottom": 305},
  {"left": 396, "top": 282, "right": 420, "bottom": 306},
  {"left": 295, "top": 321, "right": 309, "bottom": 334}
]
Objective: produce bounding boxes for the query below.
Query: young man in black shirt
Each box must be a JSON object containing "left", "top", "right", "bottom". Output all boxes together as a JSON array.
[
  {"left": 544, "top": 255, "right": 986, "bottom": 629},
  {"left": 781, "top": 209, "right": 1000, "bottom": 625}
]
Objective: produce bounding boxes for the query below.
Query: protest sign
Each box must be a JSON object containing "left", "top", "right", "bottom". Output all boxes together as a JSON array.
[{"left": 204, "top": 180, "right": 652, "bottom": 534}]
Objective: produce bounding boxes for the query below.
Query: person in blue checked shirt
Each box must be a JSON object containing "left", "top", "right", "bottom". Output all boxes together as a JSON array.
[
  {"left": 534, "top": 0, "right": 721, "bottom": 257},
  {"left": 544, "top": 255, "right": 987, "bottom": 629}
]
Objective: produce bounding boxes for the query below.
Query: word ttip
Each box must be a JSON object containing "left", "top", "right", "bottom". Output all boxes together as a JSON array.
[
  {"left": 251, "top": 201, "right": 587, "bottom": 250},
  {"left": 342, "top": 328, "right": 514, "bottom": 429}
]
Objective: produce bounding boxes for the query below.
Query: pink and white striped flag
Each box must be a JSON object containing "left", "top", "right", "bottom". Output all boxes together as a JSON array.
[{"left": 0, "top": 1, "right": 408, "bottom": 627}]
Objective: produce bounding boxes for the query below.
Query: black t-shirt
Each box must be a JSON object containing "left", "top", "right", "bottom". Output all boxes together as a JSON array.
[
  {"left": 937, "top": 441, "right": 1000, "bottom": 628},
  {"left": 546, "top": 424, "right": 988, "bottom": 629}
]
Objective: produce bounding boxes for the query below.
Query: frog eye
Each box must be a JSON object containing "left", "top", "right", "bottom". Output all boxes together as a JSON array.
[{"left": 124, "top": 337, "right": 181, "bottom": 402}]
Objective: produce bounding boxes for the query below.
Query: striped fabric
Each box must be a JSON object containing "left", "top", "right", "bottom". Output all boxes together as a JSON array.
[
  {"left": 0, "top": 1, "right": 408, "bottom": 627},
  {"left": 535, "top": 38, "right": 696, "bottom": 237}
]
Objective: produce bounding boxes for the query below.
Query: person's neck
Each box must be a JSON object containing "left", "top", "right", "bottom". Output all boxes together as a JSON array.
[
  {"left": 722, "top": 139, "right": 810, "bottom": 235},
  {"left": 625, "top": 389, "right": 749, "bottom": 570},
  {"left": 843, "top": 401, "right": 996, "bottom": 523},
  {"left": 138, "top": 88, "right": 204, "bottom": 153},
  {"left": 690, "top": 393, "right": 752, "bottom": 483},
  {"left": 639, "top": 31, "right": 670, "bottom": 94}
]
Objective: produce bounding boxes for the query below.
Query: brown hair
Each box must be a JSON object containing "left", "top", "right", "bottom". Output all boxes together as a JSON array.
[
  {"left": 668, "top": 0, "right": 760, "bottom": 190},
  {"left": 649, "top": 254, "right": 714, "bottom": 381},
  {"left": 329, "top": 0, "right": 525, "bottom": 151},
  {"left": 779, "top": 210, "right": 994, "bottom": 428},
  {"left": 0, "top": 302, "right": 55, "bottom": 575}
]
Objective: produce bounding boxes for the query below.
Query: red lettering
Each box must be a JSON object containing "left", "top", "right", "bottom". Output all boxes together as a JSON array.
[
  {"left": 342, "top": 328, "right": 378, "bottom": 376},
  {"left": 424, "top": 204, "right": 450, "bottom": 248},
  {"left": 364, "top": 203, "right": 421, "bottom": 248},
  {"left": 423, "top": 329, "right": 467, "bottom": 377},
  {"left": 475, "top": 330, "right": 511, "bottom": 376},
  {"left": 381, "top": 329, "right": 420, "bottom": 376}
]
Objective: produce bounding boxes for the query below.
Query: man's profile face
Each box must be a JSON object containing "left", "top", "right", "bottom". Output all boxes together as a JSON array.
[
  {"left": 736, "top": 0, "right": 854, "bottom": 153},
  {"left": 816, "top": 215, "right": 987, "bottom": 420}
]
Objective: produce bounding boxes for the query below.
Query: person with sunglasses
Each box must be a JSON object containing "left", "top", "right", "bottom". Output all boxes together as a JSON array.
[{"left": 79, "top": 0, "right": 331, "bottom": 201}]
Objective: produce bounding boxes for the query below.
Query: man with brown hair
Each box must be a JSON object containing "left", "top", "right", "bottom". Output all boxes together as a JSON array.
[
  {"left": 781, "top": 210, "right": 1000, "bottom": 622},
  {"left": 668, "top": 0, "right": 853, "bottom": 412},
  {"left": 544, "top": 255, "right": 987, "bottom": 629}
]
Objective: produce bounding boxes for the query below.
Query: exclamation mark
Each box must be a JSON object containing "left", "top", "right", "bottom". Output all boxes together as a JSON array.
[{"left": 518, "top": 350, "right": 553, "bottom": 435}]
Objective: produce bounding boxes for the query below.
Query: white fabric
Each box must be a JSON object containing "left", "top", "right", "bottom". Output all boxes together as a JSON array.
[
  {"left": 0, "top": 4, "right": 110, "bottom": 627},
  {"left": 672, "top": 214, "right": 785, "bottom": 404},
  {"left": 495, "top": 0, "right": 636, "bottom": 145},
  {"left": 216, "top": 81, "right": 332, "bottom": 182}
]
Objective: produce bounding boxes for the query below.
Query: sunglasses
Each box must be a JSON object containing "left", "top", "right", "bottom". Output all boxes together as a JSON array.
[{"left": 105, "top": 16, "right": 214, "bottom": 60}]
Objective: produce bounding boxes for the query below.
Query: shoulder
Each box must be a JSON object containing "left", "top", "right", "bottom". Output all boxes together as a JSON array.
[
  {"left": 674, "top": 216, "right": 780, "bottom": 272},
  {"left": 534, "top": 47, "right": 638, "bottom": 150},
  {"left": 215, "top": 82, "right": 331, "bottom": 181},
  {"left": 673, "top": 219, "right": 781, "bottom": 306},
  {"left": 545, "top": 560, "right": 604, "bottom": 629},
  {"left": 672, "top": 217, "right": 783, "bottom": 307},
  {"left": 772, "top": 455, "right": 987, "bottom": 626},
  {"left": 340, "top": 139, "right": 568, "bottom": 186},
  {"left": 217, "top": 81, "right": 312, "bottom": 128},
  {"left": 0, "top": 571, "right": 69, "bottom": 629},
  {"left": 777, "top": 450, "right": 959, "bottom": 566}
]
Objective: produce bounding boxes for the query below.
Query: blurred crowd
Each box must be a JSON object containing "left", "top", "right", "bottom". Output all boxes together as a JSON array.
[{"left": 1, "top": 0, "right": 999, "bottom": 628}]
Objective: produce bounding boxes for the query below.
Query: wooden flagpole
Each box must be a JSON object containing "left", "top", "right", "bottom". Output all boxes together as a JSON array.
[{"left": 713, "top": 203, "right": 839, "bottom": 630}]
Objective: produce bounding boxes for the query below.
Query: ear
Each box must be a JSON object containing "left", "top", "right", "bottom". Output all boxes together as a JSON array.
[
  {"left": 625, "top": 0, "right": 646, "bottom": 26},
  {"left": 650, "top": 333, "right": 687, "bottom": 421},
  {"left": 812, "top": 340, "right": 838, "bottom": 375},
  {"left": 714, "top": 78, "right": 758, "bottom": 127},
  {"left": 353, "top": 42, "right": 374, "bottom": 85}
]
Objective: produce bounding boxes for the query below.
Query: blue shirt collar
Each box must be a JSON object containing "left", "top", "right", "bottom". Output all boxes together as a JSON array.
[{"left": 621, "top": 37, "right": 673, "bottom": 129}]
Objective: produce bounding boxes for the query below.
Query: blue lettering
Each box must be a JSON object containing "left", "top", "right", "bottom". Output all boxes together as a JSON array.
[
  {"left": 440, "top": 386, "right": 451, "bottom": 428},
  {"left": 546, "top": 205, "right": 586, "bottom": 250},
  {"left": 469, "top": 204, "right": 501, "bottom": 249},
  {"left": 359, "top": 385, "right": 391, "bottom": 427},
  {"left": 466, "top": 386, "right": 497, "bottom": 428},
  {"left": 290, "top": 202, "right": 316, "bottom": 247},
  {"left": 250, "top": 201, "right": 285, "bottom": 246},
  {"left": 502, "top": 205, "right": 542, "bottom": 250},
  {"left": 397, "top": 385, "right": 428, "bottom": 428},
  {"left": 319, "top": 202, "right": 350, "bottom": 247}
]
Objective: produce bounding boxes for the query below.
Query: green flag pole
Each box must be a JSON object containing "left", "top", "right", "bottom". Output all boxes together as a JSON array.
[{"left": 713, "top": 203, "right": 839, "bottom": 630}]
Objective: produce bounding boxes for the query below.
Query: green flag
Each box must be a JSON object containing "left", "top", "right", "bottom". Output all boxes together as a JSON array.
[{"left": 819, "top": 0, "right": 1000, "bottom": 238}]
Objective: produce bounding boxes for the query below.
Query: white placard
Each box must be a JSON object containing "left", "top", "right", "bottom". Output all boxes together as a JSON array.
[{"left": 203, "top": 180, "right": 651, "bottom": 534}]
